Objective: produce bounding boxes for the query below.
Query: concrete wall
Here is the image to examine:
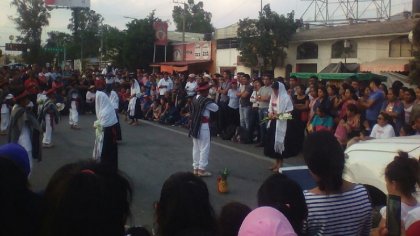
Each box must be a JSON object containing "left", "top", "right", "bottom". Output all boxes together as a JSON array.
[{"left": 286, "top": 36, "right": 398, "bottom": 72}]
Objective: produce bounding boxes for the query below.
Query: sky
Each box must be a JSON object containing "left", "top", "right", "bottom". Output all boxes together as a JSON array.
[{"left": 0, "top": 0, "right": 413, "bottom": 49}]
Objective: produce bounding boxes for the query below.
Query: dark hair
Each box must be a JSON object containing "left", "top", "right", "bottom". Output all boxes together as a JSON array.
[
  {"left": 271, "top": 81, "right": 279, "bottom": 90},
  {"left": 370, "top": 78, "right": 382, "bottom": 87},
  {"left": 391, "top": 80, "right": 404, "bottom": 91},
  {"left": 400, "top": 124, "right": 414, "bottom": 136},
  {"left": 243, "top": 74, "right": 251, "bottom": 80},
  {"left": 379, "top": 112, "right": 392, "bottom": 124},
  {"left": 253, "top": 79, "right": 262, "bottom": 86},
  {"left": 0, "top": 157, "right": 42, "bottom": 236},
  {"left": 219, "top": 202, "right": 251, "bottom": 236},
  {"left": 318, "top": 87, "right": 328, "bottom": 98},
  {"left": 156, "top": 172, "right": 218, "bottom": 236},
  {"left": 385, "top": 152, "right": 420, "bottom": 197},
  {"left": 380, "top": 84, "right": 388, "bottom": 95},
  {"left": 297, "top": 84, "right": 306, "bottom": 92},
  {"left": 406, "top": 88, "right": 416, "bottom": 102},
  {"left": 303, "top": 131, "right": 345, "bottom": 193},
  {"left": 258, "top": 174, "right": 308, "bottom": 235},
  {"left": 327, "top": 84, "right": 338, "bottom": 96},
  {"left": 346, "top": 103, "right": 359, "bottom": 114},
  {"left": 43, "top": 162, "right": 133, "bottom": 236},
  {"left": 390, "top": 87, "right": 399, "bottom": 98}
]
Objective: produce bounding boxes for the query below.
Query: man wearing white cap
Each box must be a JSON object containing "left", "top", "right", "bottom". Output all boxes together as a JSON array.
[{"left": 185, "top": 74, "right": 197, "bottom": 97}]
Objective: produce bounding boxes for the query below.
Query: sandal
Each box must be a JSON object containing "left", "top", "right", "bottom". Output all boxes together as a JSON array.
[
  {"left": 197, "top": 170, "right": 212, "bottom": 177},
  {"left": 193, "top": 169, "right": 199, "bottom": 176}
]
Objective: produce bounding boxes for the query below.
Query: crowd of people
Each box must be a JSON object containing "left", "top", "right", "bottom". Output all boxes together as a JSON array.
[
  {"left": 1, "top": 131, "right": 419, "bottom": 236},
  {"left": 1, "top": 64, "right": 420, "bottom": 236}
]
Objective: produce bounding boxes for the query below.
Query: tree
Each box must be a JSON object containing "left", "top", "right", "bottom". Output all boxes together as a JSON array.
[
  {"left": 172, "top": 0, "right": 214, "bottom": 34},
  {"left": 121, "top": 11, "right": 158, "bottom": 70},
  {"left": 237, "top": 4, "right": 298, "bottom": 72},
  {"left": 68, "top": 8, "right": 104, "bottom": 59},
  {"left": 409, "top": 20, "right": 420, "bottom": 85},
  {"left": 10, "top": 0, "right": 50, "bottom": 64},
  {"left": 44, "top": 31, "right": 73, "bottom": 66},
  {"left": 100, "top": 25, "right": 125, "bottom": 66}
]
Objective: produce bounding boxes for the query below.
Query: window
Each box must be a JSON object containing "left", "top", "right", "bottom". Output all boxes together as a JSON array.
[
  {"left": 297, "top": 42, "right": 318, "bottom": 59},
  {"left": 216, "top": 38, "right": 239, "bottom": 49},
  {"left": 389, "top": 36, "right": 413, "bottom": 57},
  {"left": 331, "top": 40, "right": 357, "bottom": 58}
]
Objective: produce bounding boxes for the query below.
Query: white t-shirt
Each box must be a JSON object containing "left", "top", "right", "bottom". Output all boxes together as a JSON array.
[
  {"left": 227, "top": 89, "right": 239, "bottom": 109},
  {"left": 381, "top": 202, "right": 420, "bottom": 225},
  {"left": 157, "top": 78, "right": 171, "bottom": 96},
  {"left": 185, "top": 81, "right": 197, "bottom": 96},
  {"left": 370, "top": 124, "right": 395, "bottom": 139}
]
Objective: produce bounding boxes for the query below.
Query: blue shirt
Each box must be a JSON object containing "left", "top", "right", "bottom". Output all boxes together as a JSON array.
[{"left": 366, "top": 90, "right": 385, "bottom": 121}]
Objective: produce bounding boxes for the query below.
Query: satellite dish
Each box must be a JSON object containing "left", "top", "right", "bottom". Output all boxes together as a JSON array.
[{"left": 9, "top": 35, "right": 14, "bottom": 41}]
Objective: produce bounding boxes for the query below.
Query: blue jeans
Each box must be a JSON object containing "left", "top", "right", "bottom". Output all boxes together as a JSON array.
[
  {"left": 239, "top": 105, "right": 251, "bottom": 130},
  {"left": 258, "top": 107, "right": 269, "bottom": 143}
]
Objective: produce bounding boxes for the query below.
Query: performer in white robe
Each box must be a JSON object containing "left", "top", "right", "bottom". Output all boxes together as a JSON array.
[
  {"left": 127, "top": 78, "right": 141, "bottom": 126},
  {"left": 93, "top": 91, "right": 118, "bottom": 170}
]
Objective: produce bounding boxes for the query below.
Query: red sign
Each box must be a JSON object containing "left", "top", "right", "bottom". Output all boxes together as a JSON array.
[{"left": 153, "top": 21, "right": 168, "bottom": 46}]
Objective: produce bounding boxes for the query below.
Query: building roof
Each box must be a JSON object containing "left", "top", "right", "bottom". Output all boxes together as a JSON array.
[
  {"left": 168, "top": 31, "right": 205, "bottom": 43},
  {"left": 215, "top": 23, "right": 238, "bottom": 40},
  {"left": 291, "top": 18, "right": 417, "bottom": 42}
]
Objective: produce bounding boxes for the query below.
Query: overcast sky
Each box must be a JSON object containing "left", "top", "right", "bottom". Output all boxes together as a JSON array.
[{"left": 0, "top": 0, "right": 412, "bottom": 47}]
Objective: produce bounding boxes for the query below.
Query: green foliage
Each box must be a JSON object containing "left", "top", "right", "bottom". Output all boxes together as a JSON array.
[
  {"left": 237, "top": 4, "right": 297, "bottom": 71},
  {"left": 409, "top": 20, "right": 420, "bottom": 86},
  {"left": 172, "top": 0, "right": 214, "bottom": 33},
  {"left": 10, "top": 0, "right": 50, "bottom": 64},
  {"left": 121, "top": 12, "right": 158, "bottom": 70}
]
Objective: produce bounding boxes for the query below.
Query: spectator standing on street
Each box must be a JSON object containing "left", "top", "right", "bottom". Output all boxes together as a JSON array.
[
  {"left": 359, "top": 79, "right": 385, "bottom": 130},
  {"left": 237, "top": 74, "right": 253, "bottom": 138},
  {"left": 256, "top": 75, "right": 273, "bottom": 147},
  {"left": 381, "top": 87, "right": 404, "bottom": 136},
  {"left": 216, "top": 71, "right": 231, "bottom": 135},
  {"left": 185, "top": 74, "right": 197, "bottom": 98},
  {"left": 93, "top": 91, "right": 118, "bottom": 171},
  {"left": 189, "top": 82, "right": 219, "bottom": 177},
  {"left": 303, "top": 131, "right": 372, "bottom": 236},
  {"left": 127, "top": 77, "right": 141, "bottom": 126}
]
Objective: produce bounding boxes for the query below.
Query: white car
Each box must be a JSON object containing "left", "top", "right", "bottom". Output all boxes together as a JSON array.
[{"left": 344, "top": 135, "right": 420, "bottom": 196}]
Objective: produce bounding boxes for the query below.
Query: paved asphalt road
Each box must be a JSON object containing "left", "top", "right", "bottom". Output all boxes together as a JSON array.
[{"left": 0, "top": 113, "right": 306, "bottom": 230}]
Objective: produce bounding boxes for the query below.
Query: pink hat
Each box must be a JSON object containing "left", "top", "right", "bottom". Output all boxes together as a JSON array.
[{"left": 238, "top": 207, "right": 297, "bottom": 236}]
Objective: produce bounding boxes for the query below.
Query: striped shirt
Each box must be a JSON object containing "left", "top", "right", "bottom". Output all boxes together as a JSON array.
[{"left": 303, "top": 184, "right": 372, "bottom": 236}]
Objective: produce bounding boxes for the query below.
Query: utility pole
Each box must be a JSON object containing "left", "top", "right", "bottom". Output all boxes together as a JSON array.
[{"left": 173, "top": 0, "right": 187, "bottom": 61}]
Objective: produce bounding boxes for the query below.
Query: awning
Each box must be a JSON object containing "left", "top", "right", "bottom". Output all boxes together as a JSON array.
[
  {"left": 360, "top": 58, "right": 410, "bottom": 72},
  {"left": 290, "top": 72, "right": 387, "bottom": 81},
  {"left": 150, "top": 60, "right": 211, "bottom": 67},
  {"left": 150, "top": 60, "right": 211, "bottom": 73}
]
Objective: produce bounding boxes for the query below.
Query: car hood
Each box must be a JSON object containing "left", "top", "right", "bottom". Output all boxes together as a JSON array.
[{"left": 344, "top": 135, "right": 420, "bottom": 194}]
